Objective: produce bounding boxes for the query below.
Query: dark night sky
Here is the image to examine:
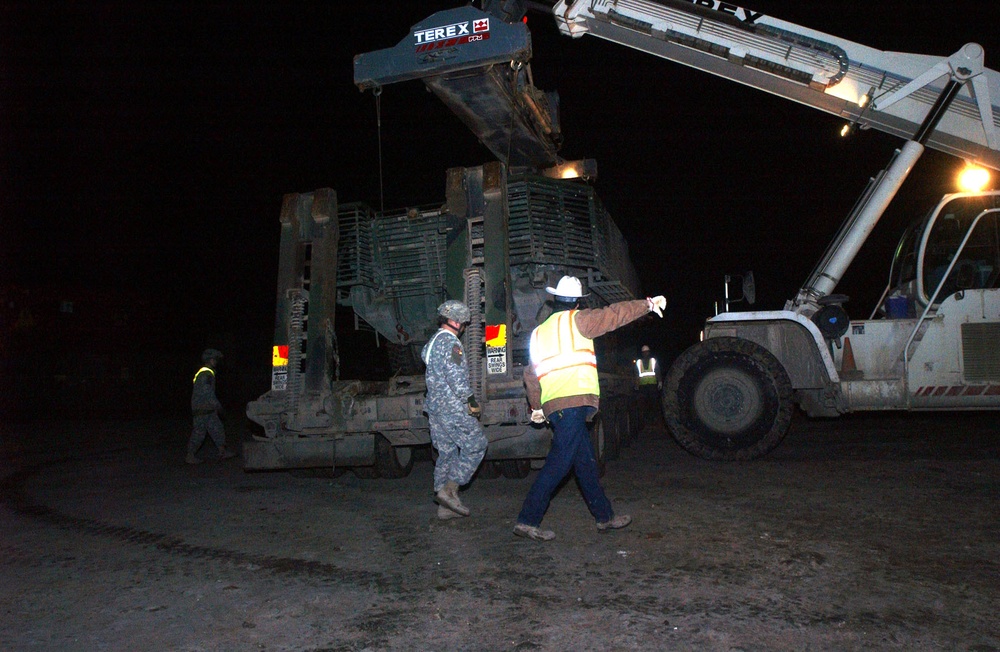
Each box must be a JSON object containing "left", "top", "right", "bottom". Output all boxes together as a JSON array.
[{"left": 4, "top": 1, "right": 1000, "bottom": 371}]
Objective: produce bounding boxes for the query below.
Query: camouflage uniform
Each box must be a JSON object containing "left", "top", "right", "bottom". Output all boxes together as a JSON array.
[
  {"left": 188, "top": 366, "right": 225, "bottom": 457},
  {"left": 421, "top": 328, "right": 487, "bottom": 492}
]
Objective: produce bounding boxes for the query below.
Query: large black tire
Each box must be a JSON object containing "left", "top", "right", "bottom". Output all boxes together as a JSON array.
[
  {"left": 351, "top": 465, "right": 380, "bottom": 479},
  {"left": 289, "top": 467, "right": 345, "bottom": 479},
  {"left": 499, "top": 459, "right": 531, "bottom": 479},
  {"left": 663, "top": 337, "right": 793, "bottom": 461},
  {"left": 475, "top": 460, "right": 502, "bottom": 479},
  {"left": 386, "top": 343, "right": 423, "bottom": 375},
  {"left": 589, "top": 416, "right": 606, "bottom": 478},
  {"left": 603, "top": 406, "right": 621, "bottom": 461},
  {"left": 374, "top": 434, "right": 414, "bottom": 479},
  {"left": 618, "top": 406, "right": 632, "bottom": 449}
]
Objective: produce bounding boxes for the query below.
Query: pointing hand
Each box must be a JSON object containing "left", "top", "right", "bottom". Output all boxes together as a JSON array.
[{"left": 648, "top": 296, "right": 667, "bottom": 318}]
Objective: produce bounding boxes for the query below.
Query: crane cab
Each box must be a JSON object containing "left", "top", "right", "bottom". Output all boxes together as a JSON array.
[{"left": 886, "top": 191, "right": 1000, "bottom": 316}]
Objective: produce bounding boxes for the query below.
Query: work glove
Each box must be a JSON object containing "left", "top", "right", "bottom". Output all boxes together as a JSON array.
[
  {"left": 468, "top": 395, "right": 481, "bottom": 419},
  {"left": 530, "top": 409, "right": 546, "bottom": 424},
  {"left": 647, "top": 295, "right": 667, "bottom": 318}
]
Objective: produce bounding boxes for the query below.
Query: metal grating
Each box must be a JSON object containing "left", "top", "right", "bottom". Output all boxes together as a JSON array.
[
  {"left": 371, "top": 207, "right": 450, "bottom": 297},
  {"left": 336, "top": 202, "right": 376, "bottom": 288},
  {"left": 507, "top": 176, "right": 641, "bottom": 301},
  {"left": 962, "top": 322, "right": 1000, "bottom": 382},
  {"left": 508, "top": 177, "right": 596, "bottom": 269}
]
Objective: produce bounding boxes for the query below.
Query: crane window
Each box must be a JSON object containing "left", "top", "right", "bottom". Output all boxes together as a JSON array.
[{"left": 923, "top": 196, "right": 1000, "bottom": 301}]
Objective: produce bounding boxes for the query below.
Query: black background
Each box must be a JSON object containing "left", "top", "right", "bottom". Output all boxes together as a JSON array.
[{"left": 4, "top": 1, "right": 998, "bottom": 416}]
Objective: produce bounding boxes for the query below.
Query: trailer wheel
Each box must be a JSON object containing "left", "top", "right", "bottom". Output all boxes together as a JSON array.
[
  {"left": 351, "top": 465, "right": 379, "bottom": 479},
  {"left": 475, "top": 460, "right": 502, "bottom": 479},
  {"left": 499, "top": 459, "right": 531, "bottom": 479},
  {"left": 664, "top": 337, "right": 793, "bottom": 461},
  {"left": 386, "top": 343, "right": 423, "bottom": 375},
  {"left": 603, "top": 407, "right": 621, "bottom": 461},
  {"left": 374, "top": 434, "right": 414, "bottom": 479},
  {"left": 589, "top": 417, "right": 606, "bottom": 478},
  {"left": 618, "top": 407, "right": 632, "bottom": 449}
]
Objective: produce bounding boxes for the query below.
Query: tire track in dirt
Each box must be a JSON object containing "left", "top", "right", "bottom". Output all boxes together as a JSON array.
[{"left": 0, "top": 459, "right": 392, "bottom": 588}]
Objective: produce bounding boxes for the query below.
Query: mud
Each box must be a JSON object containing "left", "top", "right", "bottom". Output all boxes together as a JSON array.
[{"left": 1, "top": 413, "right": 999, "bottom": 651}]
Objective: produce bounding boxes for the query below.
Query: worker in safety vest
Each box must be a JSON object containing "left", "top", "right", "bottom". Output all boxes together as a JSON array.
[
  {"left": 635, "top": 344, "right": 664, "bottom": 432},
  {"left": 635, "top": 345, "right": 662, "bottom": 390},
  {"left": 186, "top": 348, "right": 236, "bottom": 464},
  {"left": 514, "top": 276, "right": 667, "bottom": 541}
]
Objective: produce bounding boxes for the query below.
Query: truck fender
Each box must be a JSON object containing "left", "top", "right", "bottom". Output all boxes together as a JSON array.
[{"left": 704, "top": 310, "right": 839, "bottom": 389}]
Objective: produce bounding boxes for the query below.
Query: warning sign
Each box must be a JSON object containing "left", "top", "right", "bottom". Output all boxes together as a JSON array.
[{"left": 486, "top": 324, "right": 507, "bottom": 375}]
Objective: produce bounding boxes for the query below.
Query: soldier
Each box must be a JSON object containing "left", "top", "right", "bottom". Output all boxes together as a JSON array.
[
  {"left": 421, "top": 300, "right": 488, "bottom": 520},
  {"left": 514, "top": 276, "right": 667, "bottom": 541},
  {"left": 186, "top": 348, "right": 236, "bottom": 464}
]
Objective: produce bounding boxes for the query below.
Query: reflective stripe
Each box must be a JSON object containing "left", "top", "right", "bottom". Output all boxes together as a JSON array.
[
  {"left": 421, "top": 329, "right": 449, "bottom": 364},
  {"left": 637, "top": 358, "right": 658, "bottom": 385},
  {"left": 193, "top": 367, "right": 215, "bottom": 383},
  {"left": 530, "top": 310, "right": 600, "bottom": 403}
]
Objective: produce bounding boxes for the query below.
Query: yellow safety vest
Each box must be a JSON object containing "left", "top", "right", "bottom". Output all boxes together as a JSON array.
[
  {"left": 636, "top": 358, "right": 657, "bottom": 385},
  {"left": 530, "top": 310, "right": 599, "bottom": 404},
  {"left": 193, "top": 367, "right": 215, "bottom": 383}
]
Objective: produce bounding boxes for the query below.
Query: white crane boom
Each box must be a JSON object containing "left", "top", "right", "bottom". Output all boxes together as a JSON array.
[{"left": 553, "top": 0, "right": 1000, "bottom": 170}]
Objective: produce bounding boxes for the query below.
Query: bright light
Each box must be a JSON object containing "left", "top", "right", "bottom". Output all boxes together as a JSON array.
[
  {"left": 560, "top": 165, "right": 580, "bottom": 179},
  {"left": 957, "top": 165, "right": 991, "bottom": 192},
  {"left": 840, "top": 123, "right": 852, "bottom": 137},
  {"left": 858, "top": 93, "right": 870, "bottom": 108}
]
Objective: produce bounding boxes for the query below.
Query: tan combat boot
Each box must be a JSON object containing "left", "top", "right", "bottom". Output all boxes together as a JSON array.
[
  {"left": 435, "top": 481, "right": 470, "bottom": 516},
  {"left": 437, "top": 505, "right": 464, "bottom": 520}
]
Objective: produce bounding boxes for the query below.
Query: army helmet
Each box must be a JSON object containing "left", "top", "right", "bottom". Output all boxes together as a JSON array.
[
  {"left": 437, "top": 300, "right": 471, "bottom": 324},
  {"left": 202, "top": 348, "right": 224, "bottom": 364}
]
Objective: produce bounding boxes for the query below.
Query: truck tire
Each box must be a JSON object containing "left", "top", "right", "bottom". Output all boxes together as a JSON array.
[
  {"left": 475, "top": 460, "right": 502, "bottom": 479},
  {"left": 351, "top": 465, "right": 379, "bottom": 479},
  {"left": 499, "top": 459, "right": 531, "bottom": 479},
  {"left": 619, "top": 407, "right": 633, "bottom": 449},
  {"left": 664, "top": 337, "right": 793, "bottom": 461},
  {"left": 386, "top": 343, "right": 423, "bottom": 375},
  {"left": 374, "top": 434, "right": 414, "bottom": 479},
  {"left": 589, "top": 417, "right": 606, "bottom": 478},
  {"left": 604, "top": 406, "right": 621, "bottom": 461}
]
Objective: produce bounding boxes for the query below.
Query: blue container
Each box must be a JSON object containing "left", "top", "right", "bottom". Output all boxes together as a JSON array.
[{"left": 885, "top": 295, "right": 910, "bottom": 319}]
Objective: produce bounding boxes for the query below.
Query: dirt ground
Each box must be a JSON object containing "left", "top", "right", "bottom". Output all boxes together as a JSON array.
[{"left": 1, "top": 411, "right": 999, "bottom": 651}]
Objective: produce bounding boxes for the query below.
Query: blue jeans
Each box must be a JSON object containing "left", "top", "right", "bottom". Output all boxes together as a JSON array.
[{"left": 517, "top": 406, "right": 613, "bottom": 526}]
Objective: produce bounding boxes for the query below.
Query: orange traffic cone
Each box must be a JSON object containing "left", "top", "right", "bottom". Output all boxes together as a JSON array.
[{"left": 841, "top": 337, "right": 858, "bottom": 375}]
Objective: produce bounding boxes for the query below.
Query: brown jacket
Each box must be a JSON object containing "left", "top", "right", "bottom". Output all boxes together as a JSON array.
[{"left": 524, "top": 299, "right": 654, "bottom": 416}]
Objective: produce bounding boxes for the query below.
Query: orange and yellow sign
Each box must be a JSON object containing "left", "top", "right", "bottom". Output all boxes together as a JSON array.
[
  {"left": 485, "top": 324, "right": 506, "bottom": 347},
  {"left": 272, "top": 345, "right": 289, "bottom": 367}
]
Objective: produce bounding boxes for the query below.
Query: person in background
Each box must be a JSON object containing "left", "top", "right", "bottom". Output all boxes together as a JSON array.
[
  {"left": 635, "top": 344, "right": 663, "bottom": 430},
  {"left": 186, "top": 349, "right": 236, "bottom": 464}
]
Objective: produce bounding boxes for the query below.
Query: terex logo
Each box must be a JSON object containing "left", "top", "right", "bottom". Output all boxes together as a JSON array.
[
  {"left": 683, "top": 0, "right": 764, "bottom": 24},
  {"left": 414, "top": 18, "right": 491, "bottom": 53}
]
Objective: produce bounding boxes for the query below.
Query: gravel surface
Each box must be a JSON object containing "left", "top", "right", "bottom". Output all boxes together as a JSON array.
[{"left": 1, "top": 413, "right": 998, "bottom": 651}]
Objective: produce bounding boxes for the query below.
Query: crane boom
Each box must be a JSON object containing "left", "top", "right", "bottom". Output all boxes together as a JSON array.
[
  {"left": 553, "top": 0, "right": 1000, "bottom": 170},
  {"left": 354, "top": 1, "right": 1000, "bottom": 170}
]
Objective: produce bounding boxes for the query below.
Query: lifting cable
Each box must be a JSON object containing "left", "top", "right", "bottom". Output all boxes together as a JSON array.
[
  {"left": 505, "top": 60, "right": 522, "bottom": 171},
  {"left": 374, "top": 86, "right": 385, "bottom": 213}
]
